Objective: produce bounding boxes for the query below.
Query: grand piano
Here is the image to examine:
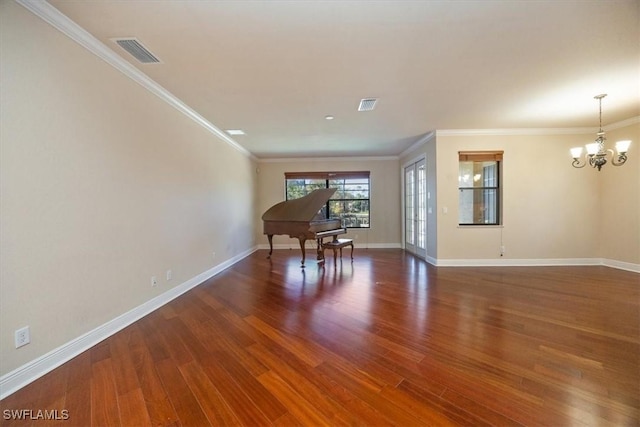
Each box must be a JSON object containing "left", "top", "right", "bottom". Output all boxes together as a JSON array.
[{"left": 262, "top": 188, "right": 346, "bottom": 267}]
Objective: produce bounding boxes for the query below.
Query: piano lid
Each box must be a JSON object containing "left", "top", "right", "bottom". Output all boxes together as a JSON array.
[{"left": 262, "top": 188, "right": 337, "bottom": 222}]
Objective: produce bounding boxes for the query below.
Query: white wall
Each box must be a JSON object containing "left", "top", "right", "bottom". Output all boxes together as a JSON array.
[{"left": 0, "top": 1, "right": 257, "bottom": 378}]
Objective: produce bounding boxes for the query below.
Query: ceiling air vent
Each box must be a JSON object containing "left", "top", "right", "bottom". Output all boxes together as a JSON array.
[
  {"left": 358, "top": 98, "right": 378, "bottom": 112},
  {"left": 113, "top": 38, "right": 161, "bottom": 64}
]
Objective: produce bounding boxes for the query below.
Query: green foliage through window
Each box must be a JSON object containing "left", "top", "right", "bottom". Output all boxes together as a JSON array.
[{"left": 285, "top": 172, "right": 370, "bottom": 228}]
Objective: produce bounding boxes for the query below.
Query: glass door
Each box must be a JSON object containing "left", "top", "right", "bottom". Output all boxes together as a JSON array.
[{"left": 404, "top": 158, "right": 426, "bottom": 258}]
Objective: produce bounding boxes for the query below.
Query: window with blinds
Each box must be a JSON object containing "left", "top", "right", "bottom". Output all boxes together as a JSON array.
[
  {"left": 458, "top": 151, "right": 502, "bottom": 225},
  {"left": 285, "top": 171, "right": 370, "bottom": 228}
]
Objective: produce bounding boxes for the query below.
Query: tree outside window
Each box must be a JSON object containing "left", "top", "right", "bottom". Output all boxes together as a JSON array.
[{"left": 285, "top": 172, "right": 370, "bottom": 228}]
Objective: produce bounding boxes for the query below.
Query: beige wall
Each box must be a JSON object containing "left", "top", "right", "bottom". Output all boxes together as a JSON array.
[
  {"left": 401, "top": 127, "right": 639, "bottom": 265},
  {"left": 2, "top": 0, "right": 637, "bottom": 394},
  {"left": 256, "top": 158, "right": 401, "bottom": 248},
  {"left": 0, "top": 1, "right": 257, "bottom": 376},
  {"left": 599, "top": 122, "right": 640, "bottom": 265},
  {"left": 436, "top": 133, "right": 602, "bottom": 261}
]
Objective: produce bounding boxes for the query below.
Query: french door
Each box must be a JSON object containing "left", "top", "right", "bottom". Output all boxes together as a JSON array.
[{"left": 404, "top": 158, "right": 427, "bottom": 258}]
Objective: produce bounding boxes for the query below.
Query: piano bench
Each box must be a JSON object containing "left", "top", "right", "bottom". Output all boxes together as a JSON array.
[{"left": 321, "top": 238, "right": 354, "bottom": 266}]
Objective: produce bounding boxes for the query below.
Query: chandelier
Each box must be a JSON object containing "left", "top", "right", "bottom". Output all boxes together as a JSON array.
[{"left": 570, "top": 94, "right": 631, "bottom": 171}]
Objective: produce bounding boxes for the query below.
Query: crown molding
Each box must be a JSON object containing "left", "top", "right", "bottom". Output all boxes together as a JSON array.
[
  {"left": 257, "top": 156, "right": 398, "bottom": 163},
  {"left": 604, "top": 116, "right": 640, "bottom": 131},
  {"left": 15, "top": 1, "right": 638, "bottom": 160},
  {"left": 436, "top": 127, "right": 595, "bottom": 137},
  {"left": 399, "top": 131, "right": 435, "bottom": 158},
  {"left": 16, "top": 0, "right": 255, "bottom": 160},
  {"left": 436, "top": 116, "right": 640, "bottom": 137}
]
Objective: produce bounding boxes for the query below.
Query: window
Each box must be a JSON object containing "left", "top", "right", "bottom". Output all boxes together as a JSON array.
[
  {"left": 458, "top": 151, "right": 502, "bottom": 225},
  {"left": 285, "top": 171, "right": 370, "bottom": 228}
]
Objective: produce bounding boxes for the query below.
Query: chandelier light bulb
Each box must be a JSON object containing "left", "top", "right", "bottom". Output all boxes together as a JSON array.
[
  {"left": 570, "top": 147, "right": 583, "bottom": 159},
  {"left": 585, "top": 143, "right": 600, "bottom": 156},
  {"left": 616, "top": 140, "right": 631, "bottom": 154}
]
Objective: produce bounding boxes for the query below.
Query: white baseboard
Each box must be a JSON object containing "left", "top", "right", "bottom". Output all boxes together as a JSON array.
[
  {"left": 261, "top": 247, "right": 640, "bottom": 273},
  {"left": 431, "top": 257, "right": 639, "bottom": 273},
  {"left": 602, "top": 258, "right": 640, "bottom": 273},
  {"left": 0, "top": 247, "right": 258, "bottom": 400},
  {"left": 256, "top": 243, "right": 401, "bottom": 250},
  {"left": 3, "top": 248, "right": 635, "bottom": 398},
  {"left": 425, "top": 255, "right": 438, "bottom": 266},
  {"left": 433, "top": 257, "right": 599, "bottom": 267}
]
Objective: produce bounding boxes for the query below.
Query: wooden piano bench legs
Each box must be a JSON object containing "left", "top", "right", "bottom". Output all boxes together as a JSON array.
[{"left": 321, "top": 238, "right": 354, "bottom": 266}]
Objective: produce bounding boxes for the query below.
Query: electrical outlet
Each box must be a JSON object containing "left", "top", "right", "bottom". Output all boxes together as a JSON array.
[
  {"left": 166, "top": 270, "right": 172, "bottom": 281},
  {"left": 500, "top": 246, "right": 505, "bottom": 256},
  {"left": 15, "top": 326, "right": 30, "bottom": 348},
  {"left": 151, "top": 276, "right": 157, "bottom": 287}
]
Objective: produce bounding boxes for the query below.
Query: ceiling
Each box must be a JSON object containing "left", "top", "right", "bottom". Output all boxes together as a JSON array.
[{"left": 46, "top": 0, "right": 639, "bottom": 159}]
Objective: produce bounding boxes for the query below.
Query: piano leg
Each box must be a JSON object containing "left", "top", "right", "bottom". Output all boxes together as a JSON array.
[
  {"left": 298, "top": 237, "right": 306, "bottom": 267},
  {"left": 267, "top": 234, "right": 274, "bottom": 258},
  {"left": 316, "top": 238, "right": 325, "bottom": 261}
]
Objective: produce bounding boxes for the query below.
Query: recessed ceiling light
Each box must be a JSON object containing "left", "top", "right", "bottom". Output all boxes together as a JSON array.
[
  {"left": 325, "top": 115, "right": 335, "bottom": 120},
  {"left": 225, "top": 129, "right": 245, "bottom": 136}
]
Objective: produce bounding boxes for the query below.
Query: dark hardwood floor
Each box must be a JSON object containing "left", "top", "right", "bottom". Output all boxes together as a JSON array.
[{"left": 2, "top": 249, "right": 639, "bottom": 426}]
